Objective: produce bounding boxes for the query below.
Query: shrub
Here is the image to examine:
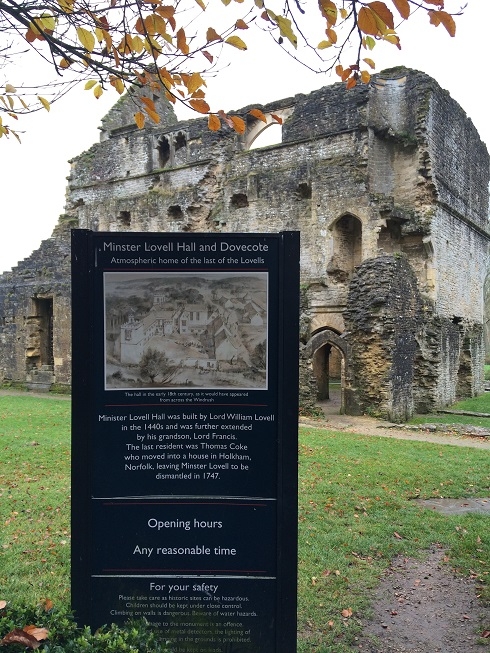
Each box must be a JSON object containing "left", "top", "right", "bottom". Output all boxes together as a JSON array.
[{"left": 0, "top": 603, "right": 172, "bottom": 653}]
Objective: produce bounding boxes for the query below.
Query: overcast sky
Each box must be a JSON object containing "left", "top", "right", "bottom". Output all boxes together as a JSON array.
[{"left": 0, "top": 2, "right": 487, "bottom": 274}]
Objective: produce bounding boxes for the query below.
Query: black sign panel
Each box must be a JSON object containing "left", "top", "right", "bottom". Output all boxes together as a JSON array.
[{"left": 71, "top": 231, "right": 299, "bottom": 653}]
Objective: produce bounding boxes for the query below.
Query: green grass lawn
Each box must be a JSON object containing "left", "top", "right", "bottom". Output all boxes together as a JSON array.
[
  {"left": 409, "top": 391, "right": 490, "bottom": 427},
  {"left": 1, "top": 394, "right": 489, "bottom": 652}
]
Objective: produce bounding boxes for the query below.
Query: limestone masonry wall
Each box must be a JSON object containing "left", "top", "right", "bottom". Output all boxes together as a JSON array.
[{"left": 0, "top": 67, "right": 488, "bottom": 418}]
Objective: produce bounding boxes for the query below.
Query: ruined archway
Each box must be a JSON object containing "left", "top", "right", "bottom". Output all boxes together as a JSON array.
[{"left": 304, "top": 329, "right": 351, "bottom": 414}]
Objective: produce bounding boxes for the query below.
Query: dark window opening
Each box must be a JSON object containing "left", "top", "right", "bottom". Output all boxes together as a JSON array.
[
  {"left": 168, "top": 205, "right": 184, "bottom": 220},
  {"left": 296, "top": 182, "right": 312, "bottom": 200},
  {"left": 157, "top": 136, "right": 171, "bottom": 168},
  {"left": 117, "top": 211, "right": 131, "bottom": 227},
  {"left": 175, "top": 132, "right": 186, "bottom": 151},
  {"left": 231, "top": 193, "right": 249, "bottom": 208},
  {"left": 452, "top": 316, "right": 463, "bottom": 324}
]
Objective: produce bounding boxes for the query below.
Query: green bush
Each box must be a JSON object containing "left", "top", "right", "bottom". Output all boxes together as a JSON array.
[{"left": 0, "top": 603, "right": 172, "bottom": 653}]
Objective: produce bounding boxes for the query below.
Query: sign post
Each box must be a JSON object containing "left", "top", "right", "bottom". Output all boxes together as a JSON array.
[{"left": 72, "top": 231, "right": 299, "bottom": 653}]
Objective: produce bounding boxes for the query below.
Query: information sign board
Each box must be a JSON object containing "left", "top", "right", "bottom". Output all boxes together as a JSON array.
[{"left": 71, "top": 231, "right": 299, "bottom": 653}]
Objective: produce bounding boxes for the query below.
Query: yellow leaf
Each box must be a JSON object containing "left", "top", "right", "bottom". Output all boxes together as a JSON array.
[
  {"left": 360, "top": 70, "right": 371, "bottom": 83},
  {"left": 317, "top": 40, "right": 332, "bottom": 49},
  {"left": 383, "top": 32, "right": 400, "bottom": 46},
  {"left": 110, "top": 77, "right": 125, "bottom": 94},
  {"left": 363, "top": 57, "right": 375, "bottom": 69},
  {"left": 364, "top": 35, "right": 376, "bottom": 50},
  {"left": 249, "top": 108, "right": 267, "bottom": 123},
  {"left": 339, "top": 7, "right": 347, "bottom": 19},
  {"left": 225, "top": 35, "right": 247, "bottom": 50},
  {"left": 274, "top": 15, "right": 297, "bottom": 48},
  {"left": 189, "top": 98, "right": 210, "bottom": 113},
  {"left": 93, "top": 84, "right": 103, "bottom": 99},
  {"left": 77, "top": 27, "right": 95, "bottom": 52},
  {"left": 7, "top": 95, "right": 14, "bottom": 110},
  {"left": 221, "top": 0, "right": 232, "bottom": 5},
  {"left": 134, "top": 112, "right": 146, "bottom": 128},
  {"left": 131, "top": 35, "right": 144, "bottom": 53},
  {"left": 194, "top": 0, "right": 206, "bottom": 8},
  {"left": 5, "top": 84, "right": 16, "bottom": 93},
  {"left": 84, "top": 79, "right": 98, "bottom": 90},
  {"left": 58, "top": 0, "right": 74, "bottom": 13},
  {"left": 235, "top": 19, "right": 249, "bottom": 29},
  {"left": 206, "top": 27, "right": 222, "bottom": 42},
  {"left": 38, "top": 96, "right": 51, "bottom": 111},
  {"left": 187, "top": 72, "right": 205, "bottom": 94},
  {"left": 177, "top": 28, "right": 189, "bottom": 54},
  {"left": 230, "top": 115, "right": 246, "bottom": 134},
  {"left": 208, "top": 114, "right": 221, "bottom": 131},
  {"left": 59, "top": 57, "right": 71, "bottom": 68},
  {"left": 39, "top": 14, "right": 56, "bottom": 32},
  {"left": 392, "top": 0, "right": 410, "bottom": 20}
]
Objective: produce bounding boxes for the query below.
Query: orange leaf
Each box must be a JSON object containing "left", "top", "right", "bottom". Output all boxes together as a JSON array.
[
  {"left": 0, "top": 600, "right": 6, "bottom": 609},
  {"left": 23, "top": 626, "right": 48, "bottom": 641},
  {"left": 341, "top": 607, "right": 353, "bottom": 618},
  {"left": 271, "top": 113, "right": 283, "bottom": 125},
  {"left": 249, "top": 108, "right": 267, "bottom": 123},
  {"left": 325, "top": 27, "right": 337, "bottom": 43},
  {"left": 208, "top": 114, "right": 221, "bottom": 131},
  {"left": 145, "top": 109, "right": 160, "bottom": 124},
  {"left": 346, "top": 77, "right": 357, "bottom": 89},
  {"left": 176, "top": 27, "right": 189, "bottom": 54},
  {"left": 393, "top": 531, "right": 403, "bottom": 539},
  {"left": 392, "top": 0, "right": 410, "bottom": 19},
  {"left": 189, "top": 98, "right": 210, "bottom": 114},
  {"left": 230, "top": 115, "right": 246, "bottom": 134},
  {"left": 235, "top": 18, "right": 249, "bottom": 29},
  {"left": 357, "top": 7, "right": 378, "bottom": 36},
  {"left": 368, "top": 1, "right": 394, "bottom": 29},
  {"left": 155, "top": 5, "right": 175, "bottom": 19},
  {"left": 206, "top": 27, "right": 222, "bottom": 42},
  {"left": 41, "top": 598, "right": 53, "bottom": 611},
  {"left": 318, "top": 0, "right": 337, "bottom": 26},
  {"left": 429, "top": 10, "right": 456, "bottom": 36}
]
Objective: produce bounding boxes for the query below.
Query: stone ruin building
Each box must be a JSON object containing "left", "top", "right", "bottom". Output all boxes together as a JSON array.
[{"left": 0, "top": 67, "right": 489, "bottom": 421}]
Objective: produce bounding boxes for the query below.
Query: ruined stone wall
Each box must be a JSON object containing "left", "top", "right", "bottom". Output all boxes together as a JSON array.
[
  {"left": 0, "top": 68, "right": 488, "bottom": 416},
  {"left": 0, "top": 218, "right": 73, "bottom": 387}
]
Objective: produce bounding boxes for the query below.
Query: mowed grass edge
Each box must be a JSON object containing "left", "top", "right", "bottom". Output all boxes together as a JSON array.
[{"left": 1, "top": 394, "right": 489, "bottom": 653}]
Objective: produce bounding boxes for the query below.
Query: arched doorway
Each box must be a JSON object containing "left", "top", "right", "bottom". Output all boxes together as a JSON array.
[{"left": 305, "top": 329, "right": 350, "bottom": 414}]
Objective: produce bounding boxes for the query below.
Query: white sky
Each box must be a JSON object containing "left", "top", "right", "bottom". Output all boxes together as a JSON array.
[{"left": 0, "top": 1, "right": 487, "bottom": 274}]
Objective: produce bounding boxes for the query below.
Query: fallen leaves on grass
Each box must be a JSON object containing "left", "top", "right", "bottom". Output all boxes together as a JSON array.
[{"left": 1, "top": 625, "right": 48, "bottom": 649}]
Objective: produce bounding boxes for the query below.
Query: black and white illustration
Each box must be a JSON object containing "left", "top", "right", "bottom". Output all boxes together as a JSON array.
[{"left": 104, "top": 272, "right": 268, "bottom": 390}]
